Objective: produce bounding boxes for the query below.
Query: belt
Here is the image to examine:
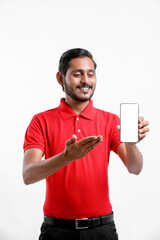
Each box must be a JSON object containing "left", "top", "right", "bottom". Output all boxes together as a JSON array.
[{"left": 44, "top": 212, "right": 114, "bottom": 230}]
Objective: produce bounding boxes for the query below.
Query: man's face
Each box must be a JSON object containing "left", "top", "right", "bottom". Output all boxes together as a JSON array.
[{"left": 64, "top": 57, "right": 97, "bottom": 102}]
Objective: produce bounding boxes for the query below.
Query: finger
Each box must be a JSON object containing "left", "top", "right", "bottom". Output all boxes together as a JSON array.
[
  {"left": 78, "top": 137, "right": 102, "bottom": 153},
  {"left": 85, "top": 136, "right": 103, "bottom": 148},
  {"left": 83, "top": 140, "right": 101, "bottom": 154},
  {"left": 66, "top": 134, "right": 77, "bottom": 146},
  {"left": 88, "top": 136, "right": 103, "bottom": 144},
  {"left": 79, "top": 138, "right": 101, "bottom": 149},
  {"left": 139, "top": 120, "right": 149, "bottom": 129},
  {"left": 138, "top": 133, "right": 146, "bottom": 141},
  {"left": 96, "top": 135, "right": 103, "bottom": 141},
  {"left": 78, "top": 136, "right": 102, "bottom": 146},
  {"left": 78, "top": 138, "right": 97, "bottom": 148},
  {"left": 138, "top": 116, "right": 144, "bottom": 123},
  {"left": 138, "top": 127, "right": 150, "bottom": 134},
  {"left": 85, "top": 139, "right": 102, "bottom": 152}
]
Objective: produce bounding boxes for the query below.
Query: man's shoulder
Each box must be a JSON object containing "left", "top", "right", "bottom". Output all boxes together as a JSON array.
[
  {"left": 94, "top": 106, "right": 119, "bottom": 119},
  {"left": 33, "top": 106, "right": 59, "bottom": 120}
]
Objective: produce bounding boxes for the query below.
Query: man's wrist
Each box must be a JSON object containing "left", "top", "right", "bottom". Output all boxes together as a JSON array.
[
  {"left": 62, "top": 150, "right": 74, "bottom": 163},
  {"left": 125, "top": 142, "right": 137, "bottom": 148}
]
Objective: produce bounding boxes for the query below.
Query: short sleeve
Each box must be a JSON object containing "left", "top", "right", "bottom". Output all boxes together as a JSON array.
[
  {"left": 110, "top": 115, "right": 122, "bottom": 153},
  {"left": 23, "top": 115, "right": 45, "bottom": 154}
]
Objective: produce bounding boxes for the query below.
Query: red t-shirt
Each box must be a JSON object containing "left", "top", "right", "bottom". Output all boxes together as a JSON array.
[{"left": 23, "top": 98, "right": 122, "bottom": 219}]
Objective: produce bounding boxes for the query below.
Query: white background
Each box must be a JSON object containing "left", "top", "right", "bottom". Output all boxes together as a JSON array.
[{"left": 0, "top": 0, "right": 159, "bottom": 239}]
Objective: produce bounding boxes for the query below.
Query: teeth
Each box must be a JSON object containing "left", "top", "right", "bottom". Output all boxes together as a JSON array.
[{"left": 80, "top": 87, "right": 89, "bottom": 90}]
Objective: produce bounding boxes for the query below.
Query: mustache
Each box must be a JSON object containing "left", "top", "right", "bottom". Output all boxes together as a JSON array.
[{"left": 76, "top": 84, "right": 92, "bottom": 89}]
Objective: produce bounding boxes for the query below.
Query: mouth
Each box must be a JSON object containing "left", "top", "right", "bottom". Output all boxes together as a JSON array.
[{"left": 76, "top": 85, "right": 92, "bottom": 91}]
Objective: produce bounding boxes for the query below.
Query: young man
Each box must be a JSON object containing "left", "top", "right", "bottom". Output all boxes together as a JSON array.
[{"left": 23, "top": 48, "right": 149, "bottom": 240}]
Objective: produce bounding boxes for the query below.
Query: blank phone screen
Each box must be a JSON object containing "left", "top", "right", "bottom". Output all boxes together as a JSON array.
[{"left": 120, "top": 103, "right": 139, "bottom": 143}]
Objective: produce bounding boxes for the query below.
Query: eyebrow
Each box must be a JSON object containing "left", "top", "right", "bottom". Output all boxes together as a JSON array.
[{"left": 71, "top": 69, "right": 95, "bottom": 73}]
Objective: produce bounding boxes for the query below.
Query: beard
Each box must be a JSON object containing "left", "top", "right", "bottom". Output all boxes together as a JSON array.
[{"left": 64, "top": 81, "right": 96, "bottom": 102}]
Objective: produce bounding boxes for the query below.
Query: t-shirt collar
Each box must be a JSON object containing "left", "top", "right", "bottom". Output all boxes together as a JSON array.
[{"left": 58, "top": 98, "right": 96, "bottom": 120}]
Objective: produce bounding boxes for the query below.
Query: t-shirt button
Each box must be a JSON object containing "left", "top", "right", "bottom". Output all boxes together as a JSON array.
[
  {"left": 76, "top": 118, "right": 79, "bottom": 121},
  {"left": 78, "top": 129, "right": 81, "bottom": 132}
]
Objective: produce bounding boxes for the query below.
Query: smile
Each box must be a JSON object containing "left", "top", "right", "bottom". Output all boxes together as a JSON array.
[
  {"left": 76, "top": 86, "right": 92, "bottom": 90},
  {"left": 79, "top": 87, "right": 90, "bottom": 90}
]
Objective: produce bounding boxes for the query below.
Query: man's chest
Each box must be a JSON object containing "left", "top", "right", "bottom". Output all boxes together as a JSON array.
[{"left": 43, "top": 115, "right": 112, "bottom": 158}]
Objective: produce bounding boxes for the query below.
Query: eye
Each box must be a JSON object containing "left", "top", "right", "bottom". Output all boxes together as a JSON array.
[
  {"left": 73, "top": 73, "right": 81, "bottom": 77},
  {"left": 88, "top": 72, "right": 95, "bottom": 78}
]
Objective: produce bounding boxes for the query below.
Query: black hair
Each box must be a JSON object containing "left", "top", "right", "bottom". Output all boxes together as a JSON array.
[{"left": 58, "top": 48, "right": 97, "bottom": 76}]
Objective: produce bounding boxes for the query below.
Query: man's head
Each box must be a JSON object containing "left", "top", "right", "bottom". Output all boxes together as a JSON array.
[
  {"left": 57, "top": 48, "right": 97, "bottom": 102},
  {"left": 58, "top": 48, "right": 97, "bottom": 76}
]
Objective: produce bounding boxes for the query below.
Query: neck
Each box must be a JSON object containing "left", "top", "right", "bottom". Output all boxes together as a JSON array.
[{"left": 65, "top": 96, "right": 89, "bottom": 115}]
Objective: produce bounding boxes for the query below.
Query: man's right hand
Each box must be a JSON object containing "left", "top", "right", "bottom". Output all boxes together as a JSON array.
[
  {"left": 23, "top": 135, "right": 103, "bottom": 185},
  {"left": 64, "top": 134, "right": 103, "bottom": 162}
]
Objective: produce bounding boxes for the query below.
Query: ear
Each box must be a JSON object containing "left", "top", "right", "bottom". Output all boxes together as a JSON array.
[{"left": 56, "top": 72, "right": 64, "bottom": 86}]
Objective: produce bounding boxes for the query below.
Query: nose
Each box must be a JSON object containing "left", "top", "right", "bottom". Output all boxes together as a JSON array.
[{"left": 80, "top": 73, "right": 90, "bottom": 84}]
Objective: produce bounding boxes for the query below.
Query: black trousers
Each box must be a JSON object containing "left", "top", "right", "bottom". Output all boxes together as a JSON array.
[{"left": 39, "top": 221, "right": 119, "bottom": 240}]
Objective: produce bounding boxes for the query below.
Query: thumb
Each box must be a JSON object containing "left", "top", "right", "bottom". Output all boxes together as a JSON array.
[{"left": 66, "top": 134, "right": 77, "bottom": 146}]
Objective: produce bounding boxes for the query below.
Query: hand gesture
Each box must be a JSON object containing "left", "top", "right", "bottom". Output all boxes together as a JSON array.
[{"left": 64, "top": 134, "right": 103, "bottom": 162}]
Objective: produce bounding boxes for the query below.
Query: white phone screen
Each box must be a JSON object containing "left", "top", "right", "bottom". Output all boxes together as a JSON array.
[{"left": 120, "top": 103, "right": 139, "bottom": 143}]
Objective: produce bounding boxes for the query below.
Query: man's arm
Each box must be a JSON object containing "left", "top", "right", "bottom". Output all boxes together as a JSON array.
[
  {"left": 117, "top": 143, "right": 143, "bottom": 175},
  {"left": 23, "top": 134, "right": 103, "bottom": 185},
  {"left": 117, "top": 116, "right": 149, "bottom": 175}
]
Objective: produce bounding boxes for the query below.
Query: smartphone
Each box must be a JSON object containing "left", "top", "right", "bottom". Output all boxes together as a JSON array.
[{"left": 120, "top": 103, "right": 139, "bottom": 143}]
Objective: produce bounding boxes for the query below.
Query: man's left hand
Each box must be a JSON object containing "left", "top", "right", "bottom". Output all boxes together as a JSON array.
[{"left": 138, "top": 116, "right": 149, "bottom": 142}]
